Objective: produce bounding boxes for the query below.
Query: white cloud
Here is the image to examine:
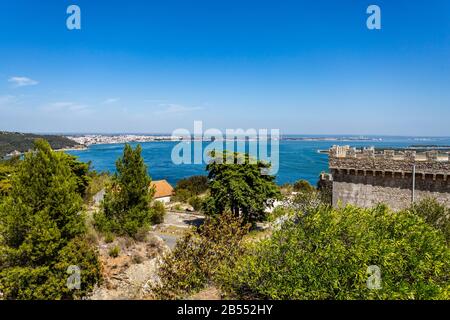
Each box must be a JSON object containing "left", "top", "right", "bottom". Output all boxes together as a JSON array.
[
  {"left": 8, "top": 76, "right": 39, "bottom": 88},
  {"left": 155, "top": 103, "right": 203, "bottom": 115},
  {"left": 102, "top": 98, "right": 120, "bottom": 104}
]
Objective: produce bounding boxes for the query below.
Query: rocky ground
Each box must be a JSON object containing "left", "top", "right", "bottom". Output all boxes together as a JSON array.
[
  {"left": 88, "top": 210, "right": 206, "bottom": 300},
  {"left": 89, "top": 233, "right": 168, "bottom": 300}
]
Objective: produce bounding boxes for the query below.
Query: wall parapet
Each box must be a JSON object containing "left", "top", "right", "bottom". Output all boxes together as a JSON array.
[
  {"left": 329, "top": 145, "right": 449, "bottom": 162},
  {"left": 328, "top": 145, "right": 450, "bottom": 176}
]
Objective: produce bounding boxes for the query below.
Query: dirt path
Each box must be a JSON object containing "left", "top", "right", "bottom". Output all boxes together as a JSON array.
[{"left": 150, "top": 211, "right": 205, "bottom": 249}]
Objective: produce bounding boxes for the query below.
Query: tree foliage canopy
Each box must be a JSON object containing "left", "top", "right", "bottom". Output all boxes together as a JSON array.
[
  {"left": 0, "top": 157, "right": 19, "bottom": 197},
  {"left": 0, "top": 131, "right": 80, "bottom": 158},
  {"left": 63, "top": 154, "right": 91, "bottom": 197},
  {"left": 174, "top": 175, "right": 208, "bottom": 198},
  {"left": 405, "top": 198, "right": 450, "bottom": 243},
  {"left": 0, "top": 139, "right": 101, "bottom": 299},
  {"left": 204, "top": 151, "right": 281, "bottom": 223},
  {"left": 220, "top": 204, "right": 450, "bottom": 299}
]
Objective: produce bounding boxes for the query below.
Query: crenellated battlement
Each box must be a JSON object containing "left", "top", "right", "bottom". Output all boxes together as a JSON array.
[
  {"left": 329, "top": 145, "right": 450, "bottom": 162},
  {"left": 325, "top": 145, "right": 450, "bottom": 210},
  {"left": 329, "top": 145, "right": 450, "bottom": 177}
]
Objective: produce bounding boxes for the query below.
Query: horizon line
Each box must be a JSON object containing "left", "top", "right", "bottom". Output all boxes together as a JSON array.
[{"left": 2, "top": 131, "right": 450, "bottom": 139}]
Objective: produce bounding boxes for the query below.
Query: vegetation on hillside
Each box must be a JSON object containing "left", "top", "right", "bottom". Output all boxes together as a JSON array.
[
  {"left": 154, "top": 168, "right": 450, "bottom": 300},
  {"left": 152, "top": 212, "right": 250, "bottom": 299},
  {"left": 150, "top": 200, "right": 166, "bottom": 225},
  {"left": 0, "top": 140, "right": 101, "bottom": 299},
  {"left": 406, "top": 198, "right": 450, "bottom": 242},
  {"left": 0, "top": 156, "right": 20, "bottom": 197},
  {"left": 173, "top": 175, "right": 208, "bottom": 201},
  {"left": 293, "top": 179, "right": 315, "bottom": 193},
  {"left": 172, "top": 175, "right": 209, "bottom": 212},
  {"left": 1, "top": 140, "right": 449, "bottom": 301},
  {"left": 219, "top": 203, "right": 449, "bottom": 300},
  {"left": 0, "top": 131, "right": 80, "bottom": 158},
  {"left": 63, "top": 154, "right": 92, "bottom": 197}
]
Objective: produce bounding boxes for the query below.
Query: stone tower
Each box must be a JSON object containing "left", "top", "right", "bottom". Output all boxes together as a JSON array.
[{"left": 324, "top": 145, "right": 450, "bottom": 210}]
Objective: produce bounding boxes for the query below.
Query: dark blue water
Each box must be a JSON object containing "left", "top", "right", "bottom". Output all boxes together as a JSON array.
[{"left": 67, "top": 137, "right": 450, "bottom": 186}]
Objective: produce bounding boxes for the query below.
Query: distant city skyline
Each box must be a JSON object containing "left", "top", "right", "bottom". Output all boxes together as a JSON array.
[{"left": 0, "top": 0, "right": 449, "bottom": 135}]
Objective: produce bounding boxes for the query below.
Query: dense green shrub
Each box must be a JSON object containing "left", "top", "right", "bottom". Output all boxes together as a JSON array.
[
  {"left": 219, "top": 204, "right": 450, "bottom": 300},
  {"left": 188, "top": 196, "right": 204, "bottom": 212},
  {"left": 152, "top": 212, "right": 250, "bottom": 299},
  {"left": 0, "top": 159, "right": 17, "bottom": 197},
  {"left": 172, "top": 188, "right": 192, "bottom": 203},
  {"left": 150, "top": 200, "right": 166, "bottom": 224},
  {"left": 406, "top": 198, "right": 450, "bottom": 242},
  {"left": 0, "top": 140, "right": 101, "bottom": 299},
  {"left": 293, "top": 179, "right": 315, "bottom": 193},
  {"left": 63, "top": 154, "right": 91, "bottom": 197},
  {"left": 175, "top": 175, "right": 208, "bottom": 196},
  {"left": 0, "top": 237, "right": 101, "bottom": 300},
  {"left": 0, "top": 153, "right": 91, "bottom": 200},
  {"left": 94, "top": 144, "right": 155, "bottom": 237}
]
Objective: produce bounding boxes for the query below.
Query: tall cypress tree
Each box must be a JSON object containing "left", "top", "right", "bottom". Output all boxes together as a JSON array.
[
  {"left": 0, "top": 139, "right": 101, "bottom": 299},
  {"left": 98, "top": 144, "right": 154, "bottom": 236}
]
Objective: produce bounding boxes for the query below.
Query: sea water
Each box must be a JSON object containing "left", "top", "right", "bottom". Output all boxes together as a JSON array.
[{"left": 67, "top": 136, "right": 450, "bottom": 186}]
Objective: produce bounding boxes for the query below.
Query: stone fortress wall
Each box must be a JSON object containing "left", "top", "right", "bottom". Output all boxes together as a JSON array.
[{"left": 323, "top": 145, "right": 450, "bottom": 210}]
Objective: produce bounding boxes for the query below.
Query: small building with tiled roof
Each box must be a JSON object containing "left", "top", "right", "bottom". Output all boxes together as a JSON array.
[{"left": 150, "top": 179, "right": 174, "bottom": 203}]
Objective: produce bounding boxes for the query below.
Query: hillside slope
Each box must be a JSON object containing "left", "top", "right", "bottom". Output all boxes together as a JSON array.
[{"left": 0, "top": 131, "right": 81, "bottom": 158}]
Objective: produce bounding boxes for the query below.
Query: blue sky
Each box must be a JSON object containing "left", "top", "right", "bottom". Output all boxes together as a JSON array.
[{"left": 0, "top": 0, "right": 449, "bottom": 135}]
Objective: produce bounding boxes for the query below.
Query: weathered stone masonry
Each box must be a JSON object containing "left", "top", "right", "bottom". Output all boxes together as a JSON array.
[{"left": 323, "top": 145, "right": 450, "bottom": 210}]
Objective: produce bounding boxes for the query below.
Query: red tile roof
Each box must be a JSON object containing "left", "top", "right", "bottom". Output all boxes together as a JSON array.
[{"left": 150, "top": 180, "right": 174, "bottom": 198}]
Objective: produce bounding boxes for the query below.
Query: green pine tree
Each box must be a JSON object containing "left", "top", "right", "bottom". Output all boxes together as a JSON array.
[
  {"left": 0, "top": 139, "right": 101, "bottom": 299},
  {"left": 96, "top": 144, "right": 155, "bottom": 237},
  {"left": 63, "top": 154, "right": 92, "bottom": 197}
]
